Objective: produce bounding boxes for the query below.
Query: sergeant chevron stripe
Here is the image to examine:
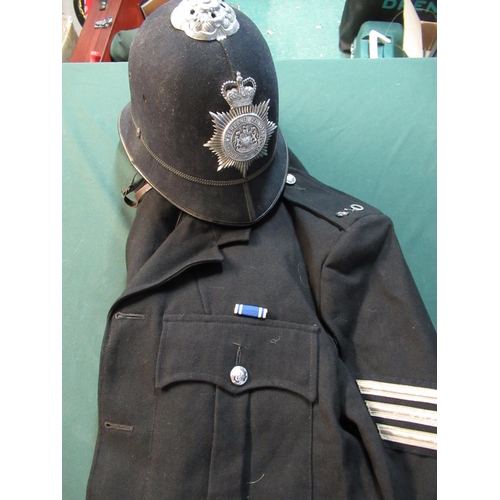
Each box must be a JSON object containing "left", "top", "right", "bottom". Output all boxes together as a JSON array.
[
  {"left": 376, "top": 424, "right": 437, "bottom": 451},
  {"left": 356, "top": 380, "right": 437, "bottom": 405},
  {"left": 364, "top": 400, "right": 437, "bottom": 427},
  {"left": 356, "top": 380, "right": 437, "bottom": 451}
]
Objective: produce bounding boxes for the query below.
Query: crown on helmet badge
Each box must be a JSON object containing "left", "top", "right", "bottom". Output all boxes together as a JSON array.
[{"left": 204, "top": 72, "right": 277, "bottom": 176}]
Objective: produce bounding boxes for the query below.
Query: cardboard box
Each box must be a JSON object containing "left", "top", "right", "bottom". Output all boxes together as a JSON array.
[
  {"left": 62, "top": 14, "right": 79, "bottom": 62},
  {"left": 403, "top": 0, "right": 437, "bottom": 57},
  {"left": 421, "top": 21, "right": 437, "bottom": 56},
  {"left": 140, "top": 0, "right": 170, "bottom": 18}
]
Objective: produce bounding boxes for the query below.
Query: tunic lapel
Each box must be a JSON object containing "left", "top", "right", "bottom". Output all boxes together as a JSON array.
[{"left": 116, "top": 213, "right": 252, "bottom": 305}]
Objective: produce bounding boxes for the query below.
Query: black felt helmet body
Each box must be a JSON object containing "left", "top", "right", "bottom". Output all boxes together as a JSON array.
[{"left": 118, "top": 0, "right": 288, "bottom": 225}]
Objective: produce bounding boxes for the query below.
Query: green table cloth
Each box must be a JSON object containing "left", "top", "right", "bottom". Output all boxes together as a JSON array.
[{"left": 63, "top": 58, "right": 436, "bottom": 499}]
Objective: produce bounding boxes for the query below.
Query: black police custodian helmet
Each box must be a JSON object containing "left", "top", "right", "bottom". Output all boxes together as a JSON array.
[{"left": 118, "top": 0, "right": 288, "bottom": 226}]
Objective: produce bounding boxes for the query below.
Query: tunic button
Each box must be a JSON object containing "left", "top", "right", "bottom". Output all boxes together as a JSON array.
[
  {"left": 286, "top": 173, "right": 296, "bottom": 185},
  {"left": 230, "top": 365, "right": 248, "bottom": 386}
]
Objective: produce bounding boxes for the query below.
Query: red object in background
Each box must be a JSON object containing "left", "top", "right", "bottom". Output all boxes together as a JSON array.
[
  {"left": 71, "top": 0, "right": 145, "bottom": 62},
  {"left": 84, "top": 0, "right": 94, "bottom": 16},
  {"left": 90, "top": 50, "right": 101, "bottom": 62}
]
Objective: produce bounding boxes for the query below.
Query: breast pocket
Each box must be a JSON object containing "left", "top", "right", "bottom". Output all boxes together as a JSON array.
[{"left": 152, "top": 313, "right": 319, "bottom": 499}]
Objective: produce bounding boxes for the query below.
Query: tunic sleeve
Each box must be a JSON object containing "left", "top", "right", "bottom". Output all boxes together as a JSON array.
[{"left": 319, "top": 212, "right": 437, "bottom": 498}]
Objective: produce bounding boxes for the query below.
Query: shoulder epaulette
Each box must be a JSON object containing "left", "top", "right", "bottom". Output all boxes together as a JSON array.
[{"left": 282, "top": 153, "right": 382, "bottom": 231}]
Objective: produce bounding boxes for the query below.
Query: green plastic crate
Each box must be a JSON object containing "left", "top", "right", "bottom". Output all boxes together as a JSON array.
[{"left": 351, "top": 21, "right": 405, "bottom": 58}]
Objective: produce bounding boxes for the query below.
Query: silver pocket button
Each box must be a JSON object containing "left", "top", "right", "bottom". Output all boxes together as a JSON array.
[{"left": 230, "top": 365, "right": 248, "bottom": 386}]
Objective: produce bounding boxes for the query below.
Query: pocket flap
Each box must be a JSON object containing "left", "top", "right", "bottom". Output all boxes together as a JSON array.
[{"left": 156, "top": 314, "right": 319, "bottom": 402}]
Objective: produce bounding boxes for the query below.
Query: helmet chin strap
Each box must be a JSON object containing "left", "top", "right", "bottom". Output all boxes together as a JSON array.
[{"left": 121, "top": 173, "right": 152, "bottom": 208}]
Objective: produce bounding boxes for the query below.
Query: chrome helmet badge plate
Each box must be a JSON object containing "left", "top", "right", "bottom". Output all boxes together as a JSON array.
[{"left": 204, "top": 72, "right": 277, "bottom": 175}]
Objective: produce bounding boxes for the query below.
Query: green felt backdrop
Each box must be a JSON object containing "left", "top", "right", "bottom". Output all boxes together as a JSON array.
[{"left": 63, "top": 57, "right": 436, "bottom": 499}]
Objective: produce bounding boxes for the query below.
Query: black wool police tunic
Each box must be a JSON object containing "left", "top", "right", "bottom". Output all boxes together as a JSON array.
[{"left": 86, "top": 153, "right": 437, "bottom": 499}]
